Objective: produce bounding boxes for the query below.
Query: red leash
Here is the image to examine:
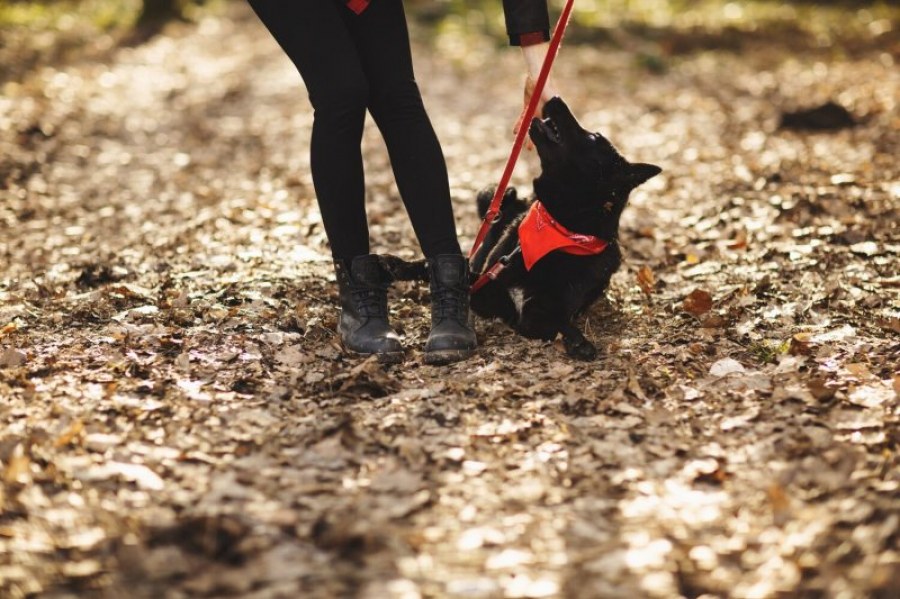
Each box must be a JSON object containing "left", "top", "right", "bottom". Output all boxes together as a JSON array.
[{"left": 468, "top": 0, "right": 577, "bottom": 264}]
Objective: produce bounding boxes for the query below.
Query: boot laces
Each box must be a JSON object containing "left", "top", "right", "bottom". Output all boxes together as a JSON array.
[
  {"left": 433, "top": 285, "right": 466, "bottom": 321},
  {"left": 351, "top": 286, "right": 387, "bottom": 319}
]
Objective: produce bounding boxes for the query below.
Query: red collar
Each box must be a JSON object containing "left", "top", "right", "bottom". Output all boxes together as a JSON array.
[{"left": 517, "top": 200, "right": 608, "bottom": 270}]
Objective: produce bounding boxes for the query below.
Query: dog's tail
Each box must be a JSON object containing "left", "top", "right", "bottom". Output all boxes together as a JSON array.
[
  {"left": 378, "top": 255, "right": 429, "bottom": 283},
  {"left": 476, "top": 186, "right": 520, "bottom": 220},
  {"left": 471, "top": 186, "right": 528, "bottom": 276}
]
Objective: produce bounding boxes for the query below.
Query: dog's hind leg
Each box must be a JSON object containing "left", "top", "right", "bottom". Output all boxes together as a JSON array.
[
  {"left": 470, "top": 249, "right": 526, "bottom": 325},
  {"left": 470, "top": 284, "right": 518, "bottom": 327}
]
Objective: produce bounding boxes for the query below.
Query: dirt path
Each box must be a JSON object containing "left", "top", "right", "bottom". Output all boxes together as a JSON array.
[{"left": 1, "top": 5, "right": 898, "bottom": 598}]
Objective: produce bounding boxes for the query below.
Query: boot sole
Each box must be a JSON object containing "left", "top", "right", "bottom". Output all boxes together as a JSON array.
[
  {"left": 423, "top": 348, "right": 476, "bottom": 366},
  {"left": 359, "top": 351, "right": 404, "bottom": 365},
  {"left": 341, "top": 346, "right": 404, "bottom": 365}
]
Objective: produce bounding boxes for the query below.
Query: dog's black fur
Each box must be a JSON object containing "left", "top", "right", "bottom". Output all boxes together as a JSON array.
[
  {"left": 469, "top": 97, "right": 660, "bottom": 359},
  {"left": 383, "top": 97, "right": 660, "bottom": 360}
]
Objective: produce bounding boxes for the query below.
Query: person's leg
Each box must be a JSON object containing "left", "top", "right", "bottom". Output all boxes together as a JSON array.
[
  {"left": 247, "top": 0, "right": 369, "bottom": 260},
  {"left": 341, "top": 0, "right": 462, "bottom": 259},
  {"left": 342, "top": 1, "right": 475, "bottom": 363},
  {"left": 247, "top": 0, "right": 403, "bottom": 361}
]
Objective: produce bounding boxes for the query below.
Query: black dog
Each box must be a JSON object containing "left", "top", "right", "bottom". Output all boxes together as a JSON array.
[
  {"left": 383, "top": 97, "right": 660, "bottom": 360},
  {"left": 469, "top": 97, "right": 660, "bottom": 359}
]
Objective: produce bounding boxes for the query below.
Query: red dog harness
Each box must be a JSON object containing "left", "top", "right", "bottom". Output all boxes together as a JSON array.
[
  {"left": 469, "top": 200, "right": 608, "bottom": 293},
  {"left": 518, "top": 200, "right": 608, "bottom": 270}
]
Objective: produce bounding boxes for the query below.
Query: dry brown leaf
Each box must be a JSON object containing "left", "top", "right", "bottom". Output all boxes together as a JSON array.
[
  {"left": 700, "top": 314, "right": 727, "bottom": 328},
  {"left": 0, "top": 347, "right": 26, "bottom": 367},
  {"left": 54, "top": 419, "right": 85, "bottom": 448},
  {"left": 789, "top": 333, "right": 812, "bottom": 355},
  {"left": 766, "top": 483, "right": 791, "bottom": 526},
  {"left": 808, "top": 376, "right": 836, "bottom": 401},
  {"left": 3, "top": 446, "right": 31, "bottom": 486},
  {"left": 0, "top": 10, "right": 896, "bottom": 598},
  {"left": 845, "top": 363, "right": 874, "bottom": 381},
  {"left": 683, "top": 289, "right": 713, "bottom": 316},
  {"left": 636, "top": 265, "right": 655, "bottom": 296},
  {"left": 728, "top": 228, "right": 748, "bottom": 250}
]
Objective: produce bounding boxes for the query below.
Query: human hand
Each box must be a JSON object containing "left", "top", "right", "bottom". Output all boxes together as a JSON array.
[
  {"left": 514, "top": 42, "right": 562, "bottom": 150},
  {"left": 513, "top": 74, "right": 560, "bottom": 151}
]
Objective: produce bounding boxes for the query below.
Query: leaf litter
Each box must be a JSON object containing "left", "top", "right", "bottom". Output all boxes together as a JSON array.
[{"left": 1, "top": 3, "right": 899, "bottom": 598}]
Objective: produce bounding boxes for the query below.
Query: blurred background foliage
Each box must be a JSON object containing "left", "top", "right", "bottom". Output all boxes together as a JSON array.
[
  {"left": 0, "top": 0, "right": 895, "bottom": 32},
  {"left": 0, "top": 0, "right": 896, "bottom": 83},
  {"left": 0, "top": 0, "right": 219, "bottom": 29}
]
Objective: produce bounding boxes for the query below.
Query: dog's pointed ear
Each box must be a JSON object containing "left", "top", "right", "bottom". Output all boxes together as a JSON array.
[{"left": 627, "top": 163, "right": 662, "bottom": 187}]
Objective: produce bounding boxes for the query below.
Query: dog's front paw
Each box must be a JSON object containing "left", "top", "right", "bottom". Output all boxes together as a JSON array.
[{"left": 565, "top": 338, "right": 598, "bottom": 361}]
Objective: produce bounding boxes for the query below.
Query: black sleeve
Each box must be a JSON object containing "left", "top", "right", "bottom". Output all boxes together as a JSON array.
[{"left": 502, "top": 0, "right": 551, "bottom": 46}]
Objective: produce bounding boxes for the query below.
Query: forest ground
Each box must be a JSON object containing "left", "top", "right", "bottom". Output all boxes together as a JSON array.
[{"left": 1, "top": 3, "right": 898, "bottom": 598}]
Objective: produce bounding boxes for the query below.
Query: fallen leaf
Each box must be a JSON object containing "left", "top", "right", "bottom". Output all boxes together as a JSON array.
[
  {"left": 83, "top": 462, "right": 166, "bottom": 490},
  {"left": 85, "top": 433, "right": 124, "bottom": 452},
  {"left": 3, "top": 446, "right": 31, "bottom": 486},
  {"left": 683, "top": 289, "right": 713, "bottom": 316},
  {"left": 0, "top": 347, "right": 26, "bottom": 368},
  {"left": 685, "top": 458, "right": 728, "bottom": 484},
  {"left": 62, "top": 560, "right": 103, "bottom": 579},
  {"left": 830, "top": 173, "right": 855, "bottom": 186},
  {"left": 847, "top": 382, "right": 893, "bottom": 408},
  {"left": 700, "top": 314, "right": 727, "bottom": 328},
  {"left": 676, "top": 385, "right": 701, "bottom": 401},
  {"left": 720, "top": 408, "right": 760, "bottom": 431},
  {"left": 766, "top": 483, "right": 792, "bottom": 526},
  {"left": 808, "top": 376, "right": 836, "bottom": 401},
  {"left": 709, "top": 358, "right": 746, "bottom": 377},
  {"left": 636, "top": 265, "right": 655, "bottom": 296},
  {"left": 174, "top": 352, "right": 191, "bottom": 371},
  {"left": 849, "top": 241, "right": 880, "bottom": 256},
  {"left": 812, "top": 325, "right": 856, "bottom": 343},
  {"left": 55, "top": 419, "right": 85, "bottom": 448},
  {"left": 728, "top": 229, "right": 748, "bottom": 250},
  {"left": 369, "top": 466, "right": 424, "bottom": 494},
  {"left": 789, "top": 333, "right": 812, "bottom": 355},
  {"left": 832, "top": 410, "right": 883, "bottom": 431},
  {"left": 462, "top": 460, "right": 488, "bottom": 476},
  {"left": 845, "top": 363, "right": 874, "bottom": 381}
]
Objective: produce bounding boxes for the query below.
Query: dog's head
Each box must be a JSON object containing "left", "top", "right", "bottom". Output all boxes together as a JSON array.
[{"left": 529, "top": 97, "right": 661, "bottom": 233}]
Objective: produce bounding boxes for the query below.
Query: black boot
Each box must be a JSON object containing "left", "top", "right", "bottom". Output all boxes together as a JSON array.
[
  {"left": 334, "top": 255, "right": 404, "bottom": 364},
  {"left": 425, "top": 254, "right": 477, "bottom": 365}
]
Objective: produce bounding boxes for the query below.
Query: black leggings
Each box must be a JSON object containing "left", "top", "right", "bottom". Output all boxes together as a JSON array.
[{"left": 247, "top": 0, "right": 462, "bottom": 260}]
